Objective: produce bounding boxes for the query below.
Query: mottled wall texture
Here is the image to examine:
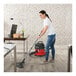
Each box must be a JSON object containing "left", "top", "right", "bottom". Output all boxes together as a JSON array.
[{"left": 4, "top": 4, "right": 72, "bottom": 51}]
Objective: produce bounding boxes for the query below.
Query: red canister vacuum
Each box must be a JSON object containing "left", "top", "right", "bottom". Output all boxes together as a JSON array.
[{"left": 29, "top": 40, "right": 46, "bottom": 56}]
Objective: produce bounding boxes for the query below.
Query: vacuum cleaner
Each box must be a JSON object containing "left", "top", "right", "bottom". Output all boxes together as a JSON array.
[{"left": 29, "top": 41, "right": 46, "bottom": 56}]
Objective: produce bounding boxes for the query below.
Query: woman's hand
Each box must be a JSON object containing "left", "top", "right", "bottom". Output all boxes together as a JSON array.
[
  {"left": 37, "top": 26, "right": 48, "bottom": 39},
  {"left": 37, "top": 35, "right": 41, "bottom": 39}
]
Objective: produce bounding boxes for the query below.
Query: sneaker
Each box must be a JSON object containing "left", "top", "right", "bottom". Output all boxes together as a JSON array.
[
  {"left": 40, "top": 60, "right": 49, "bottom": 64},
  {"left": 49, "top": 59, "right": 55, "bottom": 63},
  {"left": 43, "top": 60, "right": 49, "bottom": 64}
]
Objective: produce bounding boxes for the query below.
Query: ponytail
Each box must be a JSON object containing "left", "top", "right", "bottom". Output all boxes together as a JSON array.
[{"left": 45, "top": 13, "right": 52, "bottom": 22}]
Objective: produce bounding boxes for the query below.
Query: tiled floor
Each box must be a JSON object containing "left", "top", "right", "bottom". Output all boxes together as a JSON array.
[{"left": 4, "top": 45, "right": 72, "bottom": 72}]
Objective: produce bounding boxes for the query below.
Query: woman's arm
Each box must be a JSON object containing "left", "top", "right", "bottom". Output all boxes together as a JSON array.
[{"left": 37, "top": 26, "right": 48, "bottom": 39}]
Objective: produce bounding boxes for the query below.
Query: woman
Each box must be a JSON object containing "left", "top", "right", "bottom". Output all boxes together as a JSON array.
[{"left": 37, "top": 10, "right": 56, "bottom": 63}]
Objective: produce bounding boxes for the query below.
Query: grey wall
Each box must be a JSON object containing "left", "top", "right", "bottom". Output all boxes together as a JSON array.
[{"left": 4, "top": 4, "right": 72, "bottom": 52}]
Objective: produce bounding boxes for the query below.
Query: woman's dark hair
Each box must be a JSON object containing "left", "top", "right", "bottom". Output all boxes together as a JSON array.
[{"left": 39, "top": 10, "right": 52, "bottom": 22}]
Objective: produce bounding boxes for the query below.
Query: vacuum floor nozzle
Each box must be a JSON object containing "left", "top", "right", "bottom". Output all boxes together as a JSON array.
[{"left": 16, "top": 58, "right": 25, "bottom": 68}]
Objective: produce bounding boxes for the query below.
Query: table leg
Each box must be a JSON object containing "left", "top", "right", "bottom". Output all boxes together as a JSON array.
[
  {"left": 24, "top": 39, "right": 28, "bottom": 62},
  {"left": 14, "top": 46, "right": 16, "bottom": 72},
  {"left": 26, "top": 39, "right": 28, "bottom": 53},
  {"left": 24, "top": 40, "right": 25, "bottom": 57}
]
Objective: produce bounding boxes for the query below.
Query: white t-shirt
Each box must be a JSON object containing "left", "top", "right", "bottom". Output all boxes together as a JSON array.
[{"left": 43, "top": 17, "right": 55, "bottom": 35}]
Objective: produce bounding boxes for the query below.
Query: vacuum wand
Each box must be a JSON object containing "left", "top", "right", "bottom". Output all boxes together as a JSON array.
[
  {"left": 28, "top": 32, "right": 41, "bottom": 52},
  {"left": 16, "top": 34, "right": 40, "bottom": 68}
]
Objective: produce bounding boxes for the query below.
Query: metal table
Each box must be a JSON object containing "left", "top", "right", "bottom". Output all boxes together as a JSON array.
[{"left": 4, "top": 37, "right": 28, "bottom": 58}]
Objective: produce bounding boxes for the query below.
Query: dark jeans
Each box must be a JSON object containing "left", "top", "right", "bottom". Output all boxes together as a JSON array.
[{"left": 45, "top": 34, "right": 56, "bottom": 61}]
